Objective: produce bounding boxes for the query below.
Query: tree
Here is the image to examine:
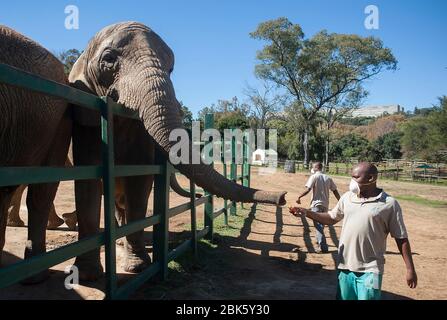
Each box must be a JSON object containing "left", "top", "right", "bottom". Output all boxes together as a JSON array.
[
  {"left": 197, "top": 97, "right": 250, "bottom": 133},
  {"left": 330, "top": 133, "right": 373, "bottom": 162},
  {"left": 372, "top": 131, "right": 403, "bottom": 160},
  {"left": 250, "top": 18, "right": 397, "bottom": 167},
  {"left": 179, "top": 102, "right": 193, "bottom": 129},
  {"left": 243, "top": 82, "right": 285, "bottom": 129},
  {"left": 320, "top": 87, "right": 366, "bottom": 167},
  {"left": 58, "top": 49, "right": 82, "bottom": 75},
  {"left": 401, "top": 96, "right": 447, "bottom": 161}
]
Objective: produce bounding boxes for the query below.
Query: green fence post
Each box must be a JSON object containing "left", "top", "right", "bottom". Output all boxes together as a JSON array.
[
  {"left": 240, "top": 134, "right": 248, "bottom": 209},
  {"left": 153, "top": 155, "right": 171, "bottom": 281},
  {"left": 243, "top": 133, "right": 251, "bottom": 189},
  {"left": 101, "top": 97, "right": 117, "bottom": 300},
  {"left": 230, "top": 130, "right": 237, "bottom": 216},
  {"left": 222, "top": 138, "right": 228, "bottom": 225},
  {"left": 189, "top": 179, "right": 198, "bottom": 259},
  {"left": 204, "top": 113, "right": 214, "bottom": 241}
]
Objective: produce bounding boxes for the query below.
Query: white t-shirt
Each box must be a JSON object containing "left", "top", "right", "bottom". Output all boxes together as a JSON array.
[
  {"left": 329, "top": 190, "right": 408, "bottom": 274},
  {"left": 305, "top": 172, "right": 337, "bottom": 209}
]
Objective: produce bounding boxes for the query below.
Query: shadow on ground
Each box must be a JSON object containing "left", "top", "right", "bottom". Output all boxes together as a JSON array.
[{"left": 1, "top": 204, "right": 412, "bottom": 300}]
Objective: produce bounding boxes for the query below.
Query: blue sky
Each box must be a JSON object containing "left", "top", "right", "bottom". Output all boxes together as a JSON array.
[{"left": 1, "top": 0, "right": 446, "bottom": 117}]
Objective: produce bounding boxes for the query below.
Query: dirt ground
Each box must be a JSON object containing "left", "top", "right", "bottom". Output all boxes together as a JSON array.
[{"left": 1, "top": 166, "right": 447, "bottom": 300}]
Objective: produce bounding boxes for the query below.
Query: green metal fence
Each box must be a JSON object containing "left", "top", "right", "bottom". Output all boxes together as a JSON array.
[{"left": 0, "top": 62, "right": 250, "bottom": 299}]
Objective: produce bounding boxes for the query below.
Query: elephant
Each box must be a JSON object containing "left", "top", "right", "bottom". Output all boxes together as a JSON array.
[
  {"left": 0, "top": 25, "right": 72, "bottom": 282},
  {"left": 6, "top": 154, "right": 193, "bottom": 231},
  {"left": 68, "top": 21, "right": 287, "bottom": 281},
  {"left": 7, "top": 184, "right": 66, "bottom": 229}
]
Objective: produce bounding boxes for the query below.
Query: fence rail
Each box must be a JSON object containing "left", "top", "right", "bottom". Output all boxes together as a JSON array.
[
  {"left": 0, "top": 62, "right": 251, "bottom": 299},
  {"left": 275, "top": 159, "right": 447, "bottom": 184}
]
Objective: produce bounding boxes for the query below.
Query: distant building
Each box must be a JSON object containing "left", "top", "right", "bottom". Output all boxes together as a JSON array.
[
  {"left": 349, "top": 104, "right": 404, "bottom": 118},
  {"left": 252, "top": 148, "right": 278, "bottom": 166}
]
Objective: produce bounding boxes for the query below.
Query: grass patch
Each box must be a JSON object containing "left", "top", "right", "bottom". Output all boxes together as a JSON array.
[
  {"left": 394, "top": 195, "right": 447, "bottom": 208},
  {"left": 139, "top": 207, "right": 251, "bottom": 299}
]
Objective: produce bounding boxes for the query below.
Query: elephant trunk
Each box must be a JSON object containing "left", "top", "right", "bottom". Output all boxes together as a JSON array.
[{"left": 125, "top": 71, "right": 286, "bottom": 206}]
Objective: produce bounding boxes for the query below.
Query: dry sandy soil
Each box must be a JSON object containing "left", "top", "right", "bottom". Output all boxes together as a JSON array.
[{"left": 1, "top": 166, "right": 446, "bottom": 300}]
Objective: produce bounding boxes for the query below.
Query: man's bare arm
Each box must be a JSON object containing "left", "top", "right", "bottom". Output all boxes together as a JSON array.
[
  {"left": 395, "top": 238, "right": 417, "bottom": 289},
  {"left": 333, "top": 189, "right": 341, "bottom": 201},
  {"left": 290, "top": 207, "right": 339, "bottom": 225},
  {"left": 297, "top": 188, "right": 311, "bottom": 204}
]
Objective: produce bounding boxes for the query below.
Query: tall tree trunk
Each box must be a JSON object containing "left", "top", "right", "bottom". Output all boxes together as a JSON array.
[
  {"left": 325, "top": 137, "right": 329, "bottom": 168},
  {"left": 303, "top": 127, "right": 309, "bottom": 168}
]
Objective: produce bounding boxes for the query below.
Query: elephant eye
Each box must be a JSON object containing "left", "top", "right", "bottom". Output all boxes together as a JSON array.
[{"left": 100, "top": 50, "right": 118, "bottom": 69}]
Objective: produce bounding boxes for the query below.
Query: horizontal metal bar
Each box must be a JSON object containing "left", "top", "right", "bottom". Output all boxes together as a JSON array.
[
  {"left": 115, "top": 165, "right": 163, "bottom": 177},
  {"left": 114, "top": 262, "right": 161, "bottom": 299},
  {"left": 213, "top": 207, "right": 226, "bottom": 219},
  {"left": 168, "top": 196, "right": 208, "bottom": 219},
  {"left": 167, "top": 239, "right": 192, "bottom": 262},
  {"left": 197, "top": 226, "right": 210, "bottom": 240},
  {"left": 107, "top": 98, "right": 139, "bottom": 120},
  {"left": 0, "top": 166, "right": 102, "bottom": 187},
  {"left": 168, "top": 202, "right": 191, "bottom": 219},
  {"left": 0, "top": 63, "right": 104, "bottom": 111},
  {"left": 115, "top": 215, "right": 161, "bottom": 239},
  {"left": 0, "top": 233, "right": 104, "bottom": 289}
]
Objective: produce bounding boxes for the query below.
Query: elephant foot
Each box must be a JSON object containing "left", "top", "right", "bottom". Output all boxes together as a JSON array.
[
  {"left": 62, "top": 211, "right": 78, "bottom": 231},
  {"left": 123, "top": 252, "right": 151, "bottom": 273},
  {"left": 75, "top": 260, "right": 104, "bottom": 282},
  {"left": 46, "top": 215, "right": 65, "bottom": 230},
  {"left": 20, "top": 269, "right": 50, "bottom": 285},
  {"left": 7, "top": 218, "right": 25, "bottom": 227}
]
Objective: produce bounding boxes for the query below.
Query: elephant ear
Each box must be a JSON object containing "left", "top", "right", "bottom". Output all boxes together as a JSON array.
[{"left": 68, "top": 53, "right": 101, "bottom": 127}]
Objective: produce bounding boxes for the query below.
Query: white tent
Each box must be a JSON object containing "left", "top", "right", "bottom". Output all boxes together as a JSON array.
[{"left": 252, "top": 148, "right": 278, "bottom": 166}]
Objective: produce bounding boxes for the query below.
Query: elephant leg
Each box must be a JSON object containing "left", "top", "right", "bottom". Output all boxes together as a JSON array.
[
  {"left": 72, "top": 124, "right": 103, "bottom": 281},
  {"left": 62, "top": 210, "right": 78, "bottom": 231},
  {"left": 22, "top": 112, "right": 72, "bottom": 284},
  {"left": 122, "top": 175, "right": 153, "bottom": 273},
  {"left": 46, "top": 203, "right": 64, "bottom": 230},
  {"left": 0, "top": 187, "right": 17, "bottom": 266},
  {"left": 21, "top": 182, "right": 58, "bottom": 284},
  {"left": 7, "top": 185, "right": 26, "bottom": 227}
]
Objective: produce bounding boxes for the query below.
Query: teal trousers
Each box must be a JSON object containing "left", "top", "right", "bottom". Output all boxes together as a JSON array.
[{"left": 336, "top": 269, "right": 383, "bottom": 300}]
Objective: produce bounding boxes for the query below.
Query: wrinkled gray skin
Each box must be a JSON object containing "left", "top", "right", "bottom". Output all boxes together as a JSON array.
[
  {"left": 0, "top": 26, "right": 72, "bottom": 282},
  {"left": 69, "top": 22, "right": 286, "bottom": 280}
]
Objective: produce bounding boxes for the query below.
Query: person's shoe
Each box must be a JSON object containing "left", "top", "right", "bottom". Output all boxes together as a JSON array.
[{"left": 316, "top": 245, "right": 329, "bottom": 254}]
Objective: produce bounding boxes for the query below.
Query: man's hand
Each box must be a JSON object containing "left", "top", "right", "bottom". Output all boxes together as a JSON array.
[
  {"left": 406, "top": 269, "right": 417, "bottom": 289},
  {"left": 289, "top": 206, "right": 306, "bottom": 217}
]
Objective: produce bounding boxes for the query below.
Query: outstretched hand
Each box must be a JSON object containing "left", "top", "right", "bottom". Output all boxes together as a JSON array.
[{"left": 289, "top": 206, "right": 305, "bottom": 217}]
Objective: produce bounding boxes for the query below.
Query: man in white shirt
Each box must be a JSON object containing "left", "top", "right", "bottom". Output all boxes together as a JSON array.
[
  {"left": 297, "top": 161, "right": 340, "bottom": 253},
  {"left": 289, "top": 162, "right": 417, "bottom": 300}
]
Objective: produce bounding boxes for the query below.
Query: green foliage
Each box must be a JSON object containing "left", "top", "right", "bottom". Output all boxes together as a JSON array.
[
  {"left": 373, "top": 131, "right": 403, "bottom": 160},
  {"left": 180, "top": 103, "right": 193, "bottom": 129},
  {"left": 250, "top": 18, "right": 397, "bottom": 164},
  {"left": 330, "top": 133, "right": 372, "bottom": 162},
  {"left": 198, "top": 97, "right": 251, "bottom": 133},
  {"left": 216, "top": 112, "right": 249, "bottom": 132},
  {"left": 58, "top": 49, "right": 82, "bottom": 76},
  {"left": 401, "top": 96, "right": 447, "bottom": 161}
]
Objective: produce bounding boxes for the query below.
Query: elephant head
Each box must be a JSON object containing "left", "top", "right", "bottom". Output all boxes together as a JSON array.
[{"left": 69, "top": 22, "right": 286, "bottom": 206}]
